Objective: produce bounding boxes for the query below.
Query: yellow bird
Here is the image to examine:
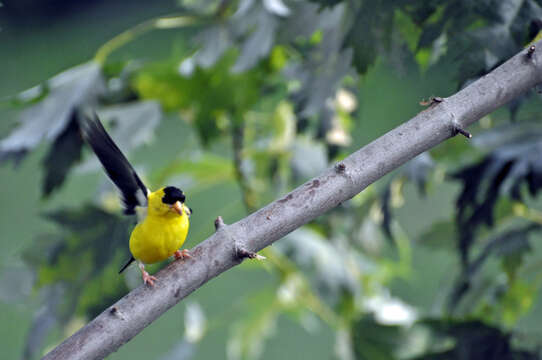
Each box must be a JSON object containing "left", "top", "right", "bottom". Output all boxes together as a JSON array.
[{"left": 79, "top": 112, "right": 192, "bottom": 286}]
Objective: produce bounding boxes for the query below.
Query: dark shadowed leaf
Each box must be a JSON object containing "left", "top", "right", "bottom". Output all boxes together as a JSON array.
[
  {"left": 41, "top": 204, "right": 133, "bottom": 277},
  {"left": 307, "top": 0, "right": 342, "bottom": 7},
  {"left": 21, "top": 204, "right": 132, "bottom": 356},
  {"left": 42, "top": 114, "right": 84, "bottom": 197},
  {"left": 415, "top": 319, "right": 540, "bottom": 360},
  {"left": 344, "top": 3, "right": 393, "bottom": 74},
  {"left": 452, "top": 137, "right": 542, "bottom": 264},
  {"left": 447, "top": 223, "right": 540, "bottom": 312},
  {"left": 352, "top": 315, "right": 405, "bottom": 360}
]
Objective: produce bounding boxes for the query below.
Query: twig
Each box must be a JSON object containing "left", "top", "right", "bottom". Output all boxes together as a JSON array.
[
  {"left": 454, "top": 125, "right": 472, "bottom": 139},
  {"left": 42, "top": 40, "right": 542, "bottom": 360},
  {"left": 528, "top": 45, "right": 536, "bottom": 59},
  {"left": 231, "top": 122, "right": 257, "bottom": 213}
]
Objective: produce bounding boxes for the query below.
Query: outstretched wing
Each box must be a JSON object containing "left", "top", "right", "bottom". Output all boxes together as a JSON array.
[{"left": 78, "top": 111, "right": 148, "bottom": 215}]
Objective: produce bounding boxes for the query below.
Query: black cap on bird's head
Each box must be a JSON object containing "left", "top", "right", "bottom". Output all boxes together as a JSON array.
[{"left": 162, "top": 186, "right": 186, "bottom": 205}]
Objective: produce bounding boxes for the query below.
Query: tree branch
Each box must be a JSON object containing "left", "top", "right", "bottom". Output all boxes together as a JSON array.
[{"left": 43, "top": 42, "right": 542, "bottom": 360}]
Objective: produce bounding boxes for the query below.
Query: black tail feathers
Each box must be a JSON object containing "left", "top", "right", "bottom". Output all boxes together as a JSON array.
[{"left": 119, "top": 256, "right": 135, "bottom": 274}]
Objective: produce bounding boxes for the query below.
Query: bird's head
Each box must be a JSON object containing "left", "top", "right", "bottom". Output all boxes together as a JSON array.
[{"left": 148, "top": 186, "right": 192, "bottom": 217}]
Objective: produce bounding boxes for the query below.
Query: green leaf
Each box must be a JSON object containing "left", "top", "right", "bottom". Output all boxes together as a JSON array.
[
  {"left": 344, "top": 3, "right": 393, "bottom": 74},
  {"left": 352, "top": 315, "right": 405, "bottom": 360},
  {"left": 499, "top": 280, "right": 536, "bottom": 327},
  {"left": 134, "top": 53, "right": 265, "bottom": 145}
]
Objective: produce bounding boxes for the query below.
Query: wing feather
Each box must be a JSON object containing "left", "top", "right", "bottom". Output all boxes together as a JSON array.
[{"left": 78, "top": 111, "right": 148, "bottom": 214}]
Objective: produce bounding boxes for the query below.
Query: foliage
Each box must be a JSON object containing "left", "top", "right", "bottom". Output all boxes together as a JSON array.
[{"left": 3, "top": 0, "right": 542, "bottom": 359}]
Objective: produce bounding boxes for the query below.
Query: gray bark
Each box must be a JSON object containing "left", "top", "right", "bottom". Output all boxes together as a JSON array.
[{"left": 43, "top": 41, "right": 542, "bottom": 360}]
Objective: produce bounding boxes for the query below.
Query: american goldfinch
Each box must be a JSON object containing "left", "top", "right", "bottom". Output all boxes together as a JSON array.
[{"left": 79, "top": 112, "right": 192, "bottom": 286}]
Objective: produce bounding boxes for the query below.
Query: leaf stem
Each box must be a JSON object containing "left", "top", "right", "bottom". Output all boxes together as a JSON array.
[{"left": 93, "top": 15, "right": 206, "bottom": 64}]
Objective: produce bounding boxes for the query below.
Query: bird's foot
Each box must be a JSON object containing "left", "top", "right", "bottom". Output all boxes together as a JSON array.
[
  {"left": 174, "top": 249, "right": 191, "bottom": 260},
  {"left": 141, "top": 271, "right": 158, "bottom": 287}
]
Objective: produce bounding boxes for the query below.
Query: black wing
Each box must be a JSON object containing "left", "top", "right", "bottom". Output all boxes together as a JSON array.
[{"left": 78, "top": 111, "right": 148, "bottom": 215}]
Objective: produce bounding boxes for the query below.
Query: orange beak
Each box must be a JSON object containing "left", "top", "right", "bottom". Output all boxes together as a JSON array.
[{"left": 172, "top": 201, "right": 183, "bottom": 215}]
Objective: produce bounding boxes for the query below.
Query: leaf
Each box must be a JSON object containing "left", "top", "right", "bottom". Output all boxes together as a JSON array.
[
  {"left": 452, "top": 138, "right": 542, "bottom": 264},
  {"left": 135, "top": 54, "right": 264, "bottom": 145},
  {"left": 232, "top": 4, "right": 279, "bottom": 73},
  {"left": 0, "top": 62, "right": 105, "bottom": 164},
  {"left": 42, "top": 114, "right": 84, "bottom": 197},
  {"left": 75, "top": 101, "right": 162, "bottom": 184},
  {"left": 281, "top": 3, "right": 354, "bottom": 119},
  {"left": 22, "top": 285, "right": 65, "bottom": 360},
  {"left": 181, "top": 25, "right": 232, "bottom": 72},
  {"left": 351, "top": 315, "right": 405, "bottom": 360},
  {"left": 344, "top": 3, "right": 394, "bottom": 74},
  {"left": 97, "top": 101, "right": 162, "bottom": 153},
  {"left": 447, "top": 223, "right": 540, "bottom": 312},
  {"left": 306, "top": 0, "right": 342, "bottom": 7},
  {"left": 42, "top": 204, "right": 132, "bottom": 275},
  {"left": 275, "top": 228, "right": 357, "bottom": 306},
  {"left": 262, "top": 0, "right": 290, "bottom": 16},
  {"left": 402, "top": 152, "right": 434, "bottom": 195},
  {"left": 498, "top": 280, "right": 536, "bottom": 326},
  {"left": 471, "top": 123, "right": 542, "bottom": 152},
  {"left": 416, "top": 319, "right": 540, "bottom": 360},
  {"left": 21, "top": 203, "right": 132, "bottom": 355}
]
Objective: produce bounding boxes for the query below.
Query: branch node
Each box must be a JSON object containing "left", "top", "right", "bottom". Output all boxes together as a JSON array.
[
  {"left": 420, "top": 96, "right": 444, "bottom": 107},
  {"left": 237, "top": 248, "right": 266, "bottom": 260},
  {"left": 335, "top": 162, "right": 346, "bottom": 173},
  {"left": 527, "top": 45, "right": 536, "bottom": 59},
  {"left": 109, "top": 306, "right": 125, "bottom": 320},
  {"left": 454, "top": 125, "right": 472, "bottom": 139},
  {"left": 214, "top": 216, "right": 226, "bottom": 231}
]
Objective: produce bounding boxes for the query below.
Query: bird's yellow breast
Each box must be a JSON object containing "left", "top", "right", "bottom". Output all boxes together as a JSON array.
[{"left": 129, "top": 206, "right": 190, "bottom": 264}]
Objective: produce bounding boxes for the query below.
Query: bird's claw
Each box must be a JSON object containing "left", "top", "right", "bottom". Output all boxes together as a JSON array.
[
  {"left": 174, "top": 249, "right": 191, "bottom": 260},
  {"left": 142, "top": 271, "right": 158, "bottom": 287}
]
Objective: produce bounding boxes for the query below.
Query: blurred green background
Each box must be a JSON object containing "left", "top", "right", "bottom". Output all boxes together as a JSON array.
[{"left": 3, "top": 1, "right": 542, "bottom": 359}]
